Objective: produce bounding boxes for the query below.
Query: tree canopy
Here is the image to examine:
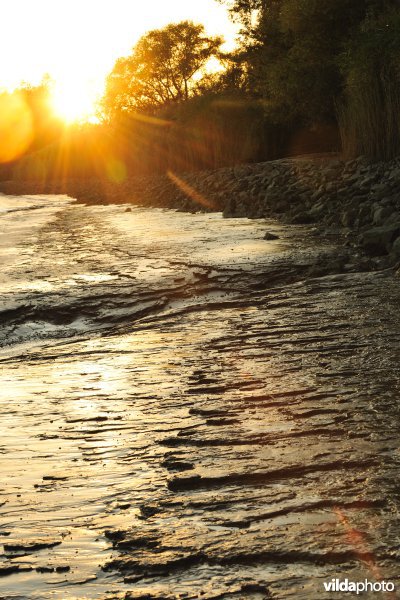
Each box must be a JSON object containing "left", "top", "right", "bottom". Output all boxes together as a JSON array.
[
  {"left": 103, "top": 21, "right": 222, "bottom": 116},
  {"left": 5, "top": 0, "right": 400, "bottom": 183},
  {"left": 219, "top": 0, "right": 400, "bottom": 125}
]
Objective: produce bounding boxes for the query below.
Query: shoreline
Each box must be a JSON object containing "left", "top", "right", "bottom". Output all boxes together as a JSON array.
[{"left": 2, "top": 153, "right": 400, "bottom": 270}]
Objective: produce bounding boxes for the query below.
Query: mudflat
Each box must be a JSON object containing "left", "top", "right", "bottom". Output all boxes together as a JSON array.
[{"left": 0, "top": 197, "right": 399, "bottom": 599}]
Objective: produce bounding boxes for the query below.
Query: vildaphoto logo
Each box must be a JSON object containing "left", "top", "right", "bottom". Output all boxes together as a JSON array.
[{"left": 323, "top": 579, "right": 395, "bottom": 594}]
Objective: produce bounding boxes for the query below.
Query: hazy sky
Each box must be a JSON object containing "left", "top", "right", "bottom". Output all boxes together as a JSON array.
[{"left": 0, "top": 0, "right": 238, "bottom": 93}]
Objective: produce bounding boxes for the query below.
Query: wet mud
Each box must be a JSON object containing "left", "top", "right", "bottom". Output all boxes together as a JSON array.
[{"left": 0, "top": 197, "right": 399, "bottom": 599}]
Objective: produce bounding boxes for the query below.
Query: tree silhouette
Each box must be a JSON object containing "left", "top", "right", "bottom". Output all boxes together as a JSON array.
[{"left": 103, "top": 21, "right": 222, "bottom": 116}]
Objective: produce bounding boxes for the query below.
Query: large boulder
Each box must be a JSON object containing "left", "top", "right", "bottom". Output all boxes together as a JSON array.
[
  {"left": 373, "top": 205, "right": 393, "bottom": 225},
  {"left": 263, "top": 231, "right": 280, "bottom": 240},
  {"left": 290, "top": 210, "right": 316, "bottom": 225},
  {"left": 361, "top": 222, "right": 400, "bottom": 256},
  {"left": 390, "top": 235, "right": 400, "bottom": 259},
  {"left": 341, "top": 207, "right": 358, "bottom": 228},
  {"left": 309, "top": 201, "right": 326, "bottom": 219}
]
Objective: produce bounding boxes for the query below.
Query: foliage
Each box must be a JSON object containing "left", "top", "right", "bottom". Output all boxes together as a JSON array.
[
  {"left": 103, "top": 21, "right": 222, "bottom": 116},
  {"left": 0, "top": 79, "right": 63, "bottom": 176},
  {"left": 18, "top": 79, "right": 63, "bottom": 150},
  {"left": 338, "top": 7, "right": 400, "bottom": 159},
  {"left": 6, "top": 1, "right": 400, "bottom": 183},
  {"left": 220, "top": 0, "right": 400, "bottom": 157},
  {"left": 222, "top": 0, "right": 369, "bottom": 123}
]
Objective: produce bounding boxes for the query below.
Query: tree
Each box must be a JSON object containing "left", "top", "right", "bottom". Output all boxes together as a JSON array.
[
  {"left": 222, "top": 0, "right": 400, "bottom": 158},
  {"left": 219, "top": 0, "right": 391, "bottom": 123},
  {"left": 103, "top": 21, "right": 222, "bottom": 115},
  {"left": 19, "top": 77, "right": 63, "bottom": 150},
  {"left": 338, "top": 5, "right": 400, "bottom": 159}
]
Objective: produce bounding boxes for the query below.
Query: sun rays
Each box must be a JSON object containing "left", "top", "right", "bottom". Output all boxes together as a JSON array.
[
  {"left": 51, "top": 81, "right": 99, "bottom": 124},
  {"left": 0, "top": 1, "right": 238, "bottom": 124}
]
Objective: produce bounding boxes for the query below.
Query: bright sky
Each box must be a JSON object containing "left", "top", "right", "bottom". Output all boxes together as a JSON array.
[{"left": 0, "top": 0, "right": 238, "bottom": 121}]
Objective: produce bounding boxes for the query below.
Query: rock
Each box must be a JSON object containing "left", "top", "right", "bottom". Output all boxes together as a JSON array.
[
  {"left": 290, "top": 211, "right": 315, "bottom": 225},
  {"left": 373, "top": 206, "right": 392, "bottom": 225},
  {"left": 357, "top": 203, "right": 373, "bottom": 227},
  {"left": 341, "top": 207, "right": 358, "bottom": 227},
  {"left": 388, "top": 167, "right": 400, "bottom": 182},
  {"left": 361, "top": 222, "right": 400, "bottom": 256},
  {"left": 55, "top": 565, "right": 70, "bottom": 573},
  {"left": 359, "top": 174, "right": 379, "bottom": 188},
  {"left": 384, "top": 211, "right": 400, "bottom": 225},
  {"left": 223, "top": 198, "right": 237, "bottom": 218},
  {"left": 263, "top": 232, "right": 279, "bottom": 240},
  {"left": 310, "top": 189, "right": 324, "bottom": 202},
  {"left": 273, "top": 199, "right": 290, "bottom": 214},
  {"left": 370, "top": 184, "right": 392, "bottom": 197},
  {"left": 390, "top": 236, "right": 400, "bottom": 258},
  {"left": 309, "top": 202, "right": 326, "bottom": 219},
  {"left": 325, "top": 181, "right": 337, "bottom": 193},
  {"left": 371, "top": 255, "right": 396, "bottom": 270}
]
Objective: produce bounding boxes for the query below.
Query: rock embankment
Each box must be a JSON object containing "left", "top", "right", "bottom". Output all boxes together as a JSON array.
[
  {"left": 2, "top": 153, "right": 400, "bottom": 263},
  {"left": 220, "top": 155, "right": 400, "bottom": 263},
  {"left": 160, "top": 153, "right": 400, "bottom": 265}
]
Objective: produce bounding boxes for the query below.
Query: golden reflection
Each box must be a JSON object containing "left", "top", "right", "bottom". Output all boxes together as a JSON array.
[{"left": 0, "top": 91, "right": 33, "bottom": 162}]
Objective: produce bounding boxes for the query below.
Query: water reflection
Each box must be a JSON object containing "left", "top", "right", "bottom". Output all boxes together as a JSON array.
[{"left": 0, "top": 197, "right": 399, "bottom": 598}]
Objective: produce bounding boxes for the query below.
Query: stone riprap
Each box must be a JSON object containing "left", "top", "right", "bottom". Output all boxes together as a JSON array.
[
  {"left": 2, "top": 154, "right": 400, "bottom": 263},
  {"left": 153, "top": 155, "right": 400, "bottom": 263}
]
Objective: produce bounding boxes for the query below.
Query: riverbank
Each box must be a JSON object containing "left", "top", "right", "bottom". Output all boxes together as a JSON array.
[{"left": 2, "top": 153, "right": 400, "bottom": 267}]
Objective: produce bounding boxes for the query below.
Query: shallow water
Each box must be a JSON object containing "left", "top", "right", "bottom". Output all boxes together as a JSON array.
[{"left": 0, "top": 195, "right": 399, "bottom": 599}]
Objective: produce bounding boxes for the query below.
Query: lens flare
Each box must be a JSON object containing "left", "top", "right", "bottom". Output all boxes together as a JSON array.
[
  {"left": 167, "top": 170, "right": 216, "bottom": 209},
  {"left": 0, "top": 92, "right": 33, "bottom": 163}
]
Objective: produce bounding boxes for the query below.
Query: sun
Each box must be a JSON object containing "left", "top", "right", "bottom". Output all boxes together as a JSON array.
[{"left": 51, "top": 81, "right": 98, "bottom": 124}]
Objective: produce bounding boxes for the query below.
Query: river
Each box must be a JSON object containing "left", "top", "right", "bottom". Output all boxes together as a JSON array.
[{"left": 0, "top": 195, "right": 399, "bottom": 599}]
